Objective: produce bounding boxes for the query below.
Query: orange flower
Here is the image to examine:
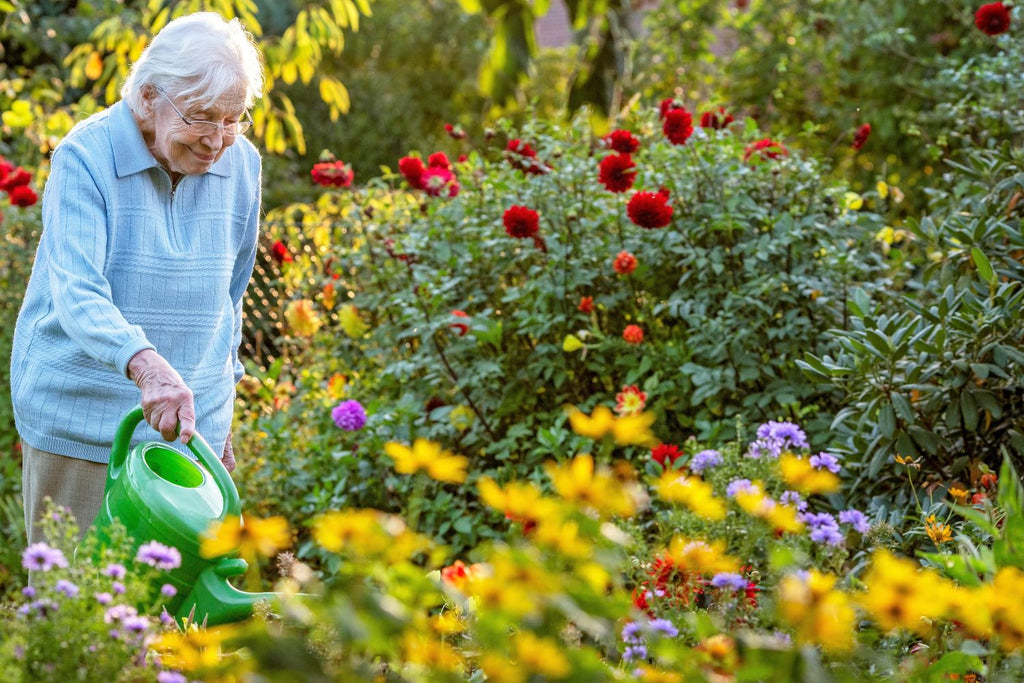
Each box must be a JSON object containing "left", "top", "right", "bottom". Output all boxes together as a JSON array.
[
  {"left": 623, "top": 324, "right": 644, "bottom": 344},
  {"left": 613, "top": 251, "right": 637, "bottom": 275}
]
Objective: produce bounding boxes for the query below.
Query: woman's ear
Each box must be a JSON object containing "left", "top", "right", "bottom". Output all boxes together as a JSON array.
[{"left": 138, "top": 84, "right": 158, "bottom": 118}]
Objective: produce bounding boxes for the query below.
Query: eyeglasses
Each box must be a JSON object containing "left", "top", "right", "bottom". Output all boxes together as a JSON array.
[{"left": 156, "top": 88, "right": 252, "bottom": 137}]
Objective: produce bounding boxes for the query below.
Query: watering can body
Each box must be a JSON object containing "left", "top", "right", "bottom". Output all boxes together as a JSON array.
[{"left": 90, "top": 406, "right": 276, "bottom": 625}]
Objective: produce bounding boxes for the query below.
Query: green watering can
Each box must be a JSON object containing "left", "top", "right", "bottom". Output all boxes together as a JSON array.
[{"left": 90, "top": 406, "right": 277, "bottom": 626}]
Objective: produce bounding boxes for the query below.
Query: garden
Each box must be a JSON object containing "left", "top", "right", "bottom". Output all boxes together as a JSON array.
[{"left": 1, "top": 0, "right": 1023, "bottom": 680}]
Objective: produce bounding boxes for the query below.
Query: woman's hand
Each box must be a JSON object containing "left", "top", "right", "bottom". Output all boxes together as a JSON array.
[{"left": 128, "top": 349, "right": 195, "bottom": 443}]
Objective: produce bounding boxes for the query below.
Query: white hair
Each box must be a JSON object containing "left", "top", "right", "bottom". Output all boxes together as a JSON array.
[{"left": 121, "top": 12, "right": 264, "bottom": 112}]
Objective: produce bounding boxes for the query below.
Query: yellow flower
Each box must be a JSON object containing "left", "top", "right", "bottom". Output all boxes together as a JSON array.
[
  {"left": 988, "top": 567, "right": 1024, "bottom": 651},
  {"left": 656, "top": 472, "right": 727, "bottom": 520},
  {"left": 566, "top": 404, "right": 656, "bottom": 446},
  {"left": 562, "top": 334, "right": 585, "bottom": 352},
  {"left": 779, "top": 453, "right": 840, "bottom": 494},
  {"left": 430, "top": 610, "right": 467, "bottom": 635},
  {"left": 463, "top": 549, "right": 557, "bottom": 617},
  {"left": 284, "top": 299, "right": 322, "bottom": 337},
  {"left": 199, "top": 514, "right": 291, "bottom": 564},
  {"left": 384, "top": 438, "right": 469, "bottom": 483},
  {"left": 1, "top": 100, "right": 33, "bottom": 129},
  {"left": 856, "top": 548, "right": 952, "bottom": 636},
  {"left": 338, "top": 303, "right": 367, "bottom": 338},
  {"left": 544, "top": 453, "right": 637, "bottom": 518},
  {"left": 842, "top": 191, "right": 864, "bottom": 211},
  {"left": 449, "top": 404, "right": 475, "bottom": 431},
  {"left": 321, "top": 281, "right": 336, "bottom": 310},
  {"left": 151, "top": 623, "right": 242, "bottom": 674},
  {"left": 948, "top": 486, "right": 969, "bottom": 505},
  {"left": 533, "top": 518, "right": 593, "bottom": 559},
  {"left": 327, "top": 373, "right": 347, "bottom": 400},
  {"left": 402, "top": 632, "right": 464, "bottom": 673},
  {"left": 876, "top": 180, "right": 889, "bottom": 199},
  {"left": 478, "top": 653, "right": 527, "bottom": 683},
  {"left": 733, "top": 485, "right": 804, "bottom": 534},
  {"left": 312, "top": 508, "right": 389, "bottom": 555},
  {"left": 663, "top": 535, "right": 739, "bottom": 575},
  {"left": 777, "top": 570, "right": 856, "bottom": 653},
  {"left": 925, "top": 514, "right": 953, "bottom": 545},
  {"left": 894, "top": 453, "right": 922, "bottom": 469},
  {"left": 513, "top": 631, "right": 570, "bottom": 679}
]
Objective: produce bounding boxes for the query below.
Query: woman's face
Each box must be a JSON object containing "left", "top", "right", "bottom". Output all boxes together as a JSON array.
[{"left": 144, "top": 86, "right": 247, "bottom": 177}]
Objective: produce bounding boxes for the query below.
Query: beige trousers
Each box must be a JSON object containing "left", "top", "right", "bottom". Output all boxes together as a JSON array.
[{"left": 22, "top": 442, "right": 106, "bottom": 547}]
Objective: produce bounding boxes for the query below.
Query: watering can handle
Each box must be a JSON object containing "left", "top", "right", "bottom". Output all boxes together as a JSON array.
[{"left": 109, "top": 406, "right": 241, "bottom": 519}]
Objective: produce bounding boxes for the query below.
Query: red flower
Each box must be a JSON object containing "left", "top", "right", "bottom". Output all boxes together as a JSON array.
[
  {"left": 623, "top": 324, "right": 644, "bottom": 344},
  {"left": 8, "top": 185, "right": 38, "bottom": 207},
  {"left": 743, "top": 138, "right": 788, "bottom": 162},
  {"left": 613, "top": 250, "right": 637, "bottom": 275},
  {"left": 700, "top": 107, "right": 734, "bottom": 130},
  {"left": 651, "top": 443, "right": 683, "bottom": 467},
  {"left": 444, "top": 123, "right": 466, "bottom": 140},
  {"left": 604, "top": 129, "right": 640, "bottom": 154},
  {"left": 578, "top": 296, "right": 594, "bottom": 313},
  {"left": 503, "top": 205, "right": 540, "bottom": 239},
  {"left": 616, "top": 384, "right": 648, "bottom": 416},
  {"left": 662, "top": 108, "right": 694, "bottom": 145},
  {"left": 398, "top": 156, "right": 426, "bottom": 189},
  {"left": 658, "top": 98, "right": 684, "bottom": 119},
  {"left": 270, "top": 240, "right": 293, "bottom": 264},
  {"left": 450, "top": 310, "right": 470, "bottom": 336},
  {"left": 428, "top": 152, "right": 451, "bottom": 169},
  {"left": 627, "top": 190, "right": 673, "bottom": 229},
  {"left": 852, "top": 123, "right": 872, "bottom": 151},
  {"left": 310, "top": 160, "right": 354, "bottom": 187},
  {"left": 422, "top": 167, "right": 459, "bottom": 197},
  {"left": 975, "top": 1, "right": 1011, "bottom": 35},
  {"left": 598, "top": 153, "right": 637, "bottom": 193},
  {"left": 0, "top": 167, "right": 31, "bottom": 192},
  {"left": 506, "top": 139, "right": 547, "bottom": 175}
]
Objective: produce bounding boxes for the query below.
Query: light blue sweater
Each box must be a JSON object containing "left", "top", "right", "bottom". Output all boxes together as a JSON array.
[{"left": 10, "top": 100, "right": 261, "bottom": 463}]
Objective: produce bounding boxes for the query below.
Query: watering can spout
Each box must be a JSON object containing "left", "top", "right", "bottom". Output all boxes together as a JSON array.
[{"left": 177, "top": 558, "right": 280, "bottom": 627}]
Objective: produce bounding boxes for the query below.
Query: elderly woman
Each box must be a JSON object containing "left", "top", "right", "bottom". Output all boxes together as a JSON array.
[{"left": 11, "top": 12, "right": 264, "bottom": 546}]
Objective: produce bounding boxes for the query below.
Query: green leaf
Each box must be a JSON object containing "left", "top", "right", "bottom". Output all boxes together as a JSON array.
[{"left": 971, "top": 247, "right": 996, "bottom": 284}]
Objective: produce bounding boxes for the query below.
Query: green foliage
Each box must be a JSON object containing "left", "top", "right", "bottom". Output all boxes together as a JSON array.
[{"left": 800, "top": 143, "right": 1024, "bottom": 496}]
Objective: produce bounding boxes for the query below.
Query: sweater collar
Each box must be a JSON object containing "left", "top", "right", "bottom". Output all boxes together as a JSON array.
[{"left": 111, "top": 100, "right": 232, "bottom": 179}]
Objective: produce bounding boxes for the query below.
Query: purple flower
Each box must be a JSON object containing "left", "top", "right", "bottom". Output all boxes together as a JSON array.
[
  {"left": 809, "top": 452, "right": 841, "bottom": 473},
  {"left": 839, "top": 509, "right": 871, "bottom": 534},
  {"left": 161, "top": 583, "right": 178, "bottom": 598},
  {"left": 623, "top": 644, "right": 648, "bottom": 661},
  {"left": 726, "top": 478, "right": 755, "bottom": 498},
  {"left": 95, "top": 592, "right": 113, "bottom": 605},
  {"left": 780, "top": 490, "right": 808, "bottom": 512},
  {"left": 710, "top": 572, "right": 748, "bottom": 591},
  {"left": 122, "top": 615, "right": 150, "bottom": 634},
  {"left": 747, "top": 420, "right": 809, "bottom": 458},
  {"left": 112, "top": 581, "right": 126, "bottom": 595},
  {"left": 54, "top": 579, "right": 79, "bottom": 598},
  {"left": 102, "top": 563, "right": 127, "bottom": 579},
  {"left": 157, "top": 673, "right": 188, "bottom": 683},
  {"left": 21, "top": 542, "right": 68, "bottom": 572},
  {"left": 331, "top": 399, "right": 367, "bottom": 431},
  {"left": 801, "top": 512, "right": 844, "bottom": 546},
  {"left": 21, "top": 586, "right": 36, "bottom": 599},
  {"left": 104, "top": 604, "right": 138, "bottom": 624},
  {"left": 647, "top": 618, "right": 679, "bottom": 638},
  {"left": 21, "top": 598, "right": 59, "bottom": 618},
  {"left": 689, "top": 449, "right": 723, "bottom": 474},
  {"left": 136, "top": 541, "right": 182, "bottom": 570},
  {"left": 622, "top": 621, "right": 644, "bottom": 643}
]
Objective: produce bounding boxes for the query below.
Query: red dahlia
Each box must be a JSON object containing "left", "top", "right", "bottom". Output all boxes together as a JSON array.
[
  {"left": 0, "top": 167, "right": 31, "bottom": 192},
  {"left": 627, "top": 190, "right": 673, "bottom": 229},
  {"left": 743, "top": 138, "right": 788, "bottom": 162},
  {"left": 700, "top": 107, "right": 735, "bottom": 130},
  {"left": 604, "top": 129, "right": 640, "bottom": 154},
  {"left": 598, "top": 153, "right": 637, "bottom": 193},
  {"left": 398, "top": 156, "right": 427, "bottom": 189},
  {"left": 613, "top": 251, "right": 637, "bottom": 275},
  {"left": 8, "top": 184, "right": 38, "bottom": 207},
  {"left": 578, "top": 296, "right": 594, "bottom": 313},
  {"left": 851, "top": 123, "right": 871, "bottom": 150},
  {"left": 652, "top": 443, "right": 683, "bottom": 467},
  {"left": 975, "top": 2, "right": 1011, "bottom": 35},
  {"left": 503, "top": 205, "right": 540, "bottom": 239},
  {"left": 506, "top": 138, "right": 547, "bottom": 175},
  {"left": 270, "top": 240, "right": 293, "bottom": 264},
  {"left": 422, "top": 167, "right": 459, "bottom": 197},
  {"left": 662, "top": 107, "right": 694, "bottom": 145},
  {"left": 427, "top": 151, "right": 451, "bottom": 169},
  {"left": 310, "top": 160, "right": 354, "bottom": 187},
  {"left": 623, "top": 324, "right": 644, "bottom": 345}
]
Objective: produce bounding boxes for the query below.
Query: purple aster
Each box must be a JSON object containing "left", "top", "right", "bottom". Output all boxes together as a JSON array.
[
  {"left": 21, "top": 586, "right": 36, "bottom": 599},
  {"left": 157, "top": 673, "right": 188, "bottom": 683},
  {"left": 647, "top": 618, "right": 679, "bottom": 638},
  {"left": 161, "top": 583, "right": 178, "bottom": 598},
  {"left": 809, "top": 452, "right": 841, "bottom": 473},
  {"left": 710, "top": 572, "right": 748, "bottom": 591},
  {"left": 95, "top": 592, "right": 113, "bottom": 605},
  {"left": 622, "top": 621, "right": 644, "bottom": 643},
  {"left": 54, "top": 579, "right": 79, "bottom": 598},
  {"left": 102, "top": 563, "right": 127, "bottom": 579},
  {"left": 801, "top": 512, "right": 844, "bottom": 546},
  {"left": 623, "top": 644, "right": 648, "bottom": 661},
  {"left": 122, "top": 615, "right": 150, "bottom": 634},
  {"left": 104, "top": 604, "right": 138, "bottom": 624},
  {"left": 747, "top": 420, "right": 809, "bottom": 458},
  {"left": 726, "top": 478, "right": 755, "bottom": 498},
  {"left": 21, "top": 542, "right": 68, "bottom": 572},
  {"left": 839, "top": 509, "right": 871, "bottom": 534},
  {"left": 112, "top": 581, "right": 126, "bottom": 595},
  {"left": 331, "top": 399, "right": 367, "bottom": 431},
  {"left": 689, "top": 449, "right": 723, "bottom": 474},
  {"left": 136, "top": 541, "right": 181, "bottom": 570},
  {"left": 779, "top": 490, "right": 808, "bottom": 511}
]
